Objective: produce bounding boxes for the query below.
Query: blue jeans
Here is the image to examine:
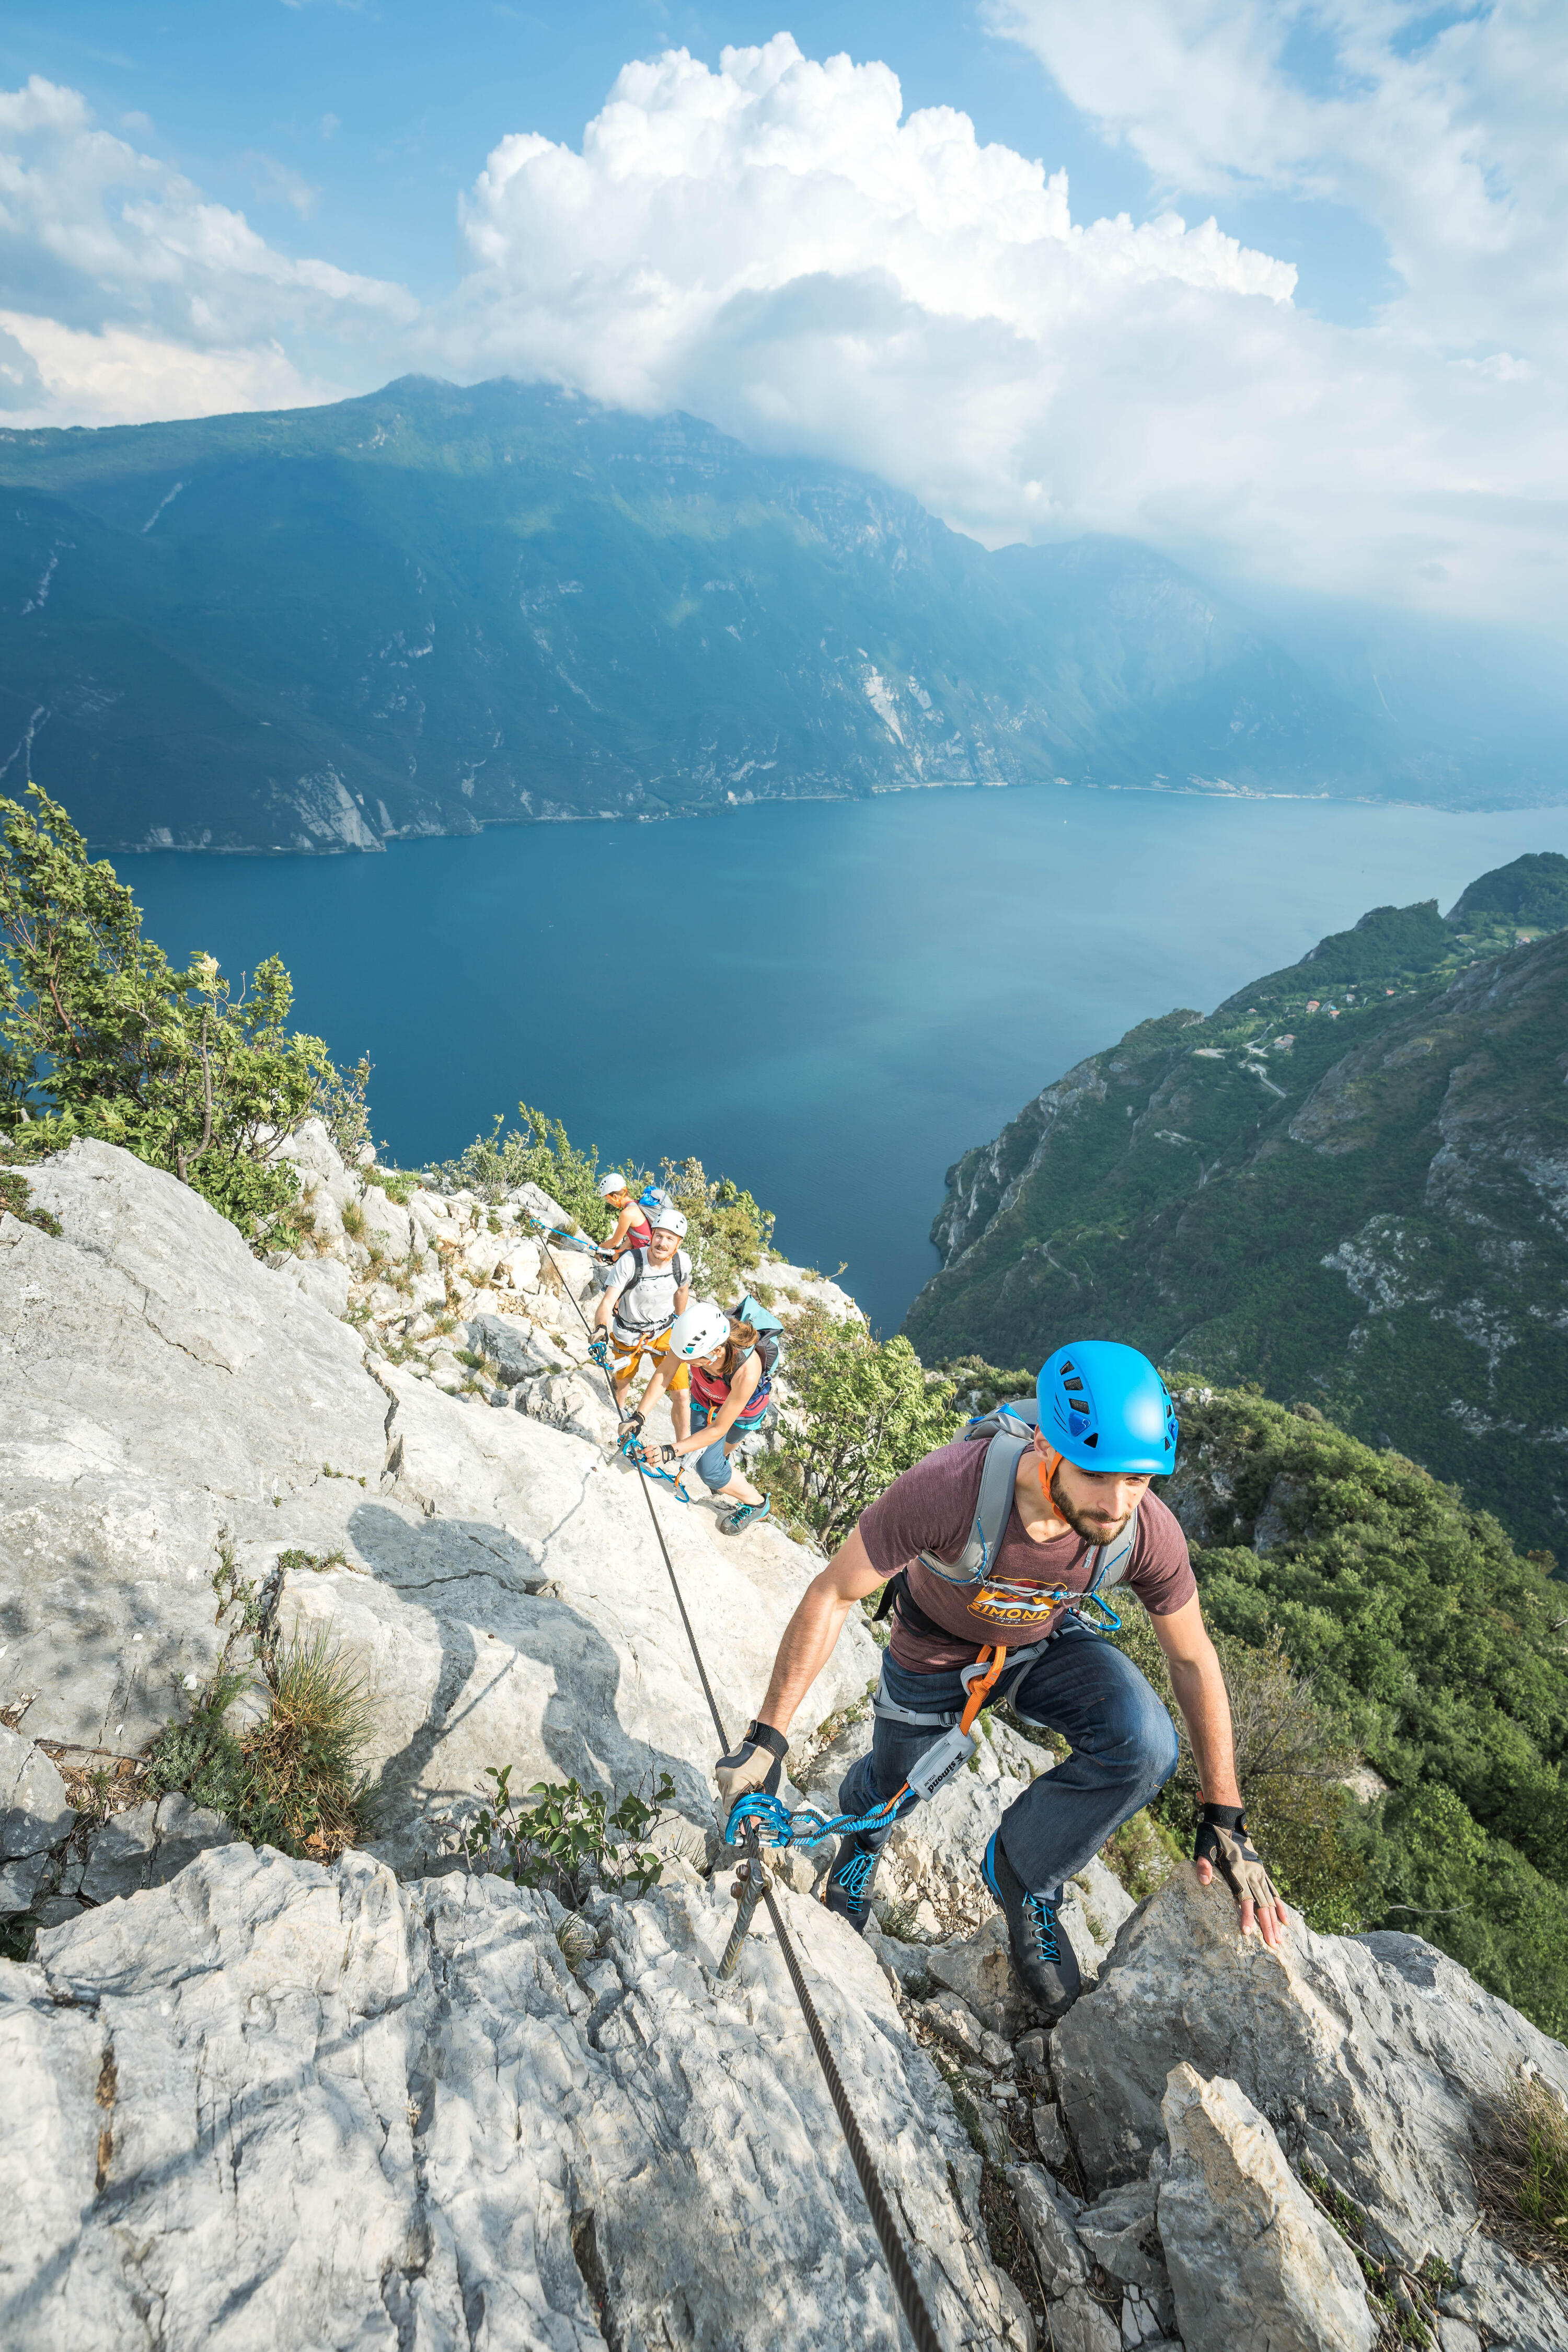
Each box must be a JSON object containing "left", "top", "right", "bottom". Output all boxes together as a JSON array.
[
  {"left": 688, "top": 1398, "right": 767, "bottom": 1493},
  {"left": 837, "top": 1616, "right": 1178, "bottom": 1897}
]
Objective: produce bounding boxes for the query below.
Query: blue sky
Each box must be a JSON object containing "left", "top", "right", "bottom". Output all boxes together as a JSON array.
[{"left": 1, "top": 4, "right": 1563, "bottom": 635}]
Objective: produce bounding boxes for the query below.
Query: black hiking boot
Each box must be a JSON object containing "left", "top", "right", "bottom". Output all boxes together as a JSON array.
[
  {"left": 824, "top": 1834, "right": 882, "bottom": 1933},
  {"left": 984, "top": 1830, "right": 1082, "bottom": 2017}
]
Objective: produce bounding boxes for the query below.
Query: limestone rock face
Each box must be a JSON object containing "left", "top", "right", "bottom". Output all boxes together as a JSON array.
[
  {"left": 1053, "top": 1866, "right": 1568, "bottom": 2275},
  {"left": 0, "top": 1730, "right": 75, "bottom": 1911},
  {"left": 1, "top": 1842, "right": 1016, "bottom": 2351},
  {"left": 1, "top": 1138, "right": 385, "bottom": 1756},
  {"left": 1157, "top": 2062, "right": 1377, "bottom": 2352},
  {"left": 0, "top": 1142, "right": 877, "bottom": 1894}
]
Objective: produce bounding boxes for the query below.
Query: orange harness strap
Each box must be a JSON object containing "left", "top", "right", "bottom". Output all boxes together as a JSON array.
[{"left": 959, "top": 1645, "right": 1008, "bottom": 1735}]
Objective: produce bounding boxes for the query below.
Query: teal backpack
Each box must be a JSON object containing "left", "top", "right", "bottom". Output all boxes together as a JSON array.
[{"left": 730, "top": 1294, "right": 785, "bottom": 1385}]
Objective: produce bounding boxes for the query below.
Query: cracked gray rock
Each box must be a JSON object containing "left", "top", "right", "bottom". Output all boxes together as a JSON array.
[
  {"left": 1158, "top": 2062, "right": 1376, "bottom": 2352},
  {"left": 0, "top": 1841, "right": 1017, "bottom": 2350},
  {"left": 0, "top": 1728, "right": 75, "bottom": 1911},
  {"left": 1054, "top": 1871, "right": 1568, "bottom": 2347}
]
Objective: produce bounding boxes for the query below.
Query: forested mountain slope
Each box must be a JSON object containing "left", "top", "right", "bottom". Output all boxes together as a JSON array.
[
  {"left": 906, "top": 854, "right": 1568, "bottom": 1551},
  {"left": 0, "top": 375, "right": 1516, "bottom": 854}
]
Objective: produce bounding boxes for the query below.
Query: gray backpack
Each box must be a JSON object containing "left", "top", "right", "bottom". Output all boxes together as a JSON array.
[{"left": 915, "top": 1400, "right": 1139, "bottom": 1595}]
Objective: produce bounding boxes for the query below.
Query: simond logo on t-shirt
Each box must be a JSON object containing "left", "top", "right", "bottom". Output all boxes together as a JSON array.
[{"left": 969, "top": 1584, "right": 1075, "bottom": 1625}]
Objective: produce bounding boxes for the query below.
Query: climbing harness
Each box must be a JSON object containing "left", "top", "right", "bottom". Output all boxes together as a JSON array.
[
  {"left": 525, "top": 1218, "right": 944, "bottom": 2352},
  {"left": 724, "top": 1583, "right": 1120, "bottom": 1856}
]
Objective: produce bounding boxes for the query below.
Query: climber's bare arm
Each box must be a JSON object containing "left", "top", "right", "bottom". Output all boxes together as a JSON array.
[
  {"left": 756, "top": 1526, "right": 886, "bottom": 1734},
  {"left": 1153, "top": 1595, "right": 1288, "bottom": 1949},
  {"left": 1152, "top": 1597, "right": 1240, "bottom": 1808}
]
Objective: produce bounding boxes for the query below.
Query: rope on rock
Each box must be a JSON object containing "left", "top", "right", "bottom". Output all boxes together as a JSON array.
[{"left": 526, "top": 1217, "right": 948, "bottom": 2352}]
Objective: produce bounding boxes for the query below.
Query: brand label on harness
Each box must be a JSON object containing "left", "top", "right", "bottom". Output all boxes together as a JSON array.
[{"left": 906, "top": 1725, "right": 977, "bottom": 1803}]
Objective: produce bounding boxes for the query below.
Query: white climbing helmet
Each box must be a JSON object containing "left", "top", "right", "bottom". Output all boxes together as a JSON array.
[
  {"left": 649, "top": 1207, "right": 689, "bottom": 1239},
  {"left": 668, "top": 1300, "right": 729, "bottom": 1361},
  {"left": 597, "top": 1171, "right": 629, "bottom": 1200}
]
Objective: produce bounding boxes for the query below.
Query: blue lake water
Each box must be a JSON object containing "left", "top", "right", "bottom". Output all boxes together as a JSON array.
[{"left": 120, "top": 787, "right": 1568, "bottom": 1339}]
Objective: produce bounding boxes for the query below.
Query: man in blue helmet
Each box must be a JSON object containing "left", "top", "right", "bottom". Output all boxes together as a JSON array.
[{"left": 715, "top": 1341, "right": 1286, "bottom": 2017}]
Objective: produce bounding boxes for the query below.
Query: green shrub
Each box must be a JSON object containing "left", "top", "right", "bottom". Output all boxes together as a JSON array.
[
  {"left": 144, "top": 1546, "right": 373, "bottom": 1858},
  {"left": 428, "top": 1101, "right": 620, "bottom": 1235},
  {"left": 1107, "top": 1606, "right": 1368, "bottom": 1934},
  {"left": 931, "top": 1355, "right": 1035, "bottom": 1413},
  {"left": 757, "top": 1304, "right": 961, "bottom": 1550},
  {"left": 463, "top": 1765, "right": 676, "bottom": 1907},
  {"left": 656, "top": 1157, "right": 776, "bottom": 1299},
  {"left": 1165, "top": 1386, "right": 1568, "bottom": 2026},
  {"left": 0, "top": 1167, "right": 61, "bottom": 1235},
  {"left": 0, "top": 783, "right": 364, "bottom": 1238}
]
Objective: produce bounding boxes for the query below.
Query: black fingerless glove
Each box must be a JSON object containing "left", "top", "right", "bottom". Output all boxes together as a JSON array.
[{"left": 1194, "top": 1803, "right": 1282, "bottom": 1915}]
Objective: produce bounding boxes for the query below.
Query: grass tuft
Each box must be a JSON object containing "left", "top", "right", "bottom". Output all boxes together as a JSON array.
[
  {"left": 1478, "top": 2072, "right": 1568, "bottom": 2281},
  {"left": 240, "top": 1625, "right": 374, "bottom": 1857}
]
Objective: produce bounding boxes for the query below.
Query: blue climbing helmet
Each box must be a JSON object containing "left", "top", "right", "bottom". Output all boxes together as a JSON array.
[{"left": 1037, "top": 1341, "right": 1178, "bottom": 1476}]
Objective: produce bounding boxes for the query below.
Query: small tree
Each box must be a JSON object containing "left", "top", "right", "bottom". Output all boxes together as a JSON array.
[
  {"left": 760, "top": 1305, "right": 961, "bottom": 1549},
  {"left": 1, "top": 784, "right": 341, "bottom": 1233}
]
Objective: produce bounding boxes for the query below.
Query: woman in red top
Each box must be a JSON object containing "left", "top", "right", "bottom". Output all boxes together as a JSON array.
[
  {"left": 595, "top": 1172, "right": 652, "bottom": 1263},
  {"left": 639, "top": 1300, "right": 773, "bottom": 1535}
]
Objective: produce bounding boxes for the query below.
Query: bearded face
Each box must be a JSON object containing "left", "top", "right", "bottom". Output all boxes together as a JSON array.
[{"left": 1048, "top": 1459, "right": 1143, "bottom": 1544}]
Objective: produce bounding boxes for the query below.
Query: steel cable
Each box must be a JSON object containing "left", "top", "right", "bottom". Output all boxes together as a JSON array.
[{"left": 523, "top": 1213, "right": 948, "bottom": 2352}]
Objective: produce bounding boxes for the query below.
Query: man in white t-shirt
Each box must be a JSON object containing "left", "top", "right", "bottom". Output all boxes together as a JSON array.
[{"left": 592, "top": 1207, "right": 693, "bottom": 1437}]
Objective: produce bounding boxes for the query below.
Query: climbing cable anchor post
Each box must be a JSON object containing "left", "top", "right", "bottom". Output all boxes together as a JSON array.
[{"left": 717, "top": 1851, "right": 770, "bottom": 1981}]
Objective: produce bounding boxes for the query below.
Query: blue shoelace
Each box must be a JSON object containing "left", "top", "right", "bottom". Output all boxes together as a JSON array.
[
  {"left": 834, "top": 1850, "right": 878, "bottom": 1910},
  {"left": 1024, "top": 1890, "right": 1062, "bottom": 1965}
]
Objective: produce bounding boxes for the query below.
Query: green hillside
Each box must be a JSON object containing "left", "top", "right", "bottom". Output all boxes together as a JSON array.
[
  {"left": 905, "top": 854, "right": 1568, "bottom": 1552},
  {"left": 1162, "top": 1385, "right": 1568, "bottom": 2035},
  {"left": 0, "top": 375, "right": 1503, "bottom": 854}
]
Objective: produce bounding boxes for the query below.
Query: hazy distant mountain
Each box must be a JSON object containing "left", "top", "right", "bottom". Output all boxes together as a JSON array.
[
  {"left": 0, "top": 376, "right": 1558, "bottom": 852},
  {"left": 905, "top": 853, "right": 1568, "bottom": 1550}
]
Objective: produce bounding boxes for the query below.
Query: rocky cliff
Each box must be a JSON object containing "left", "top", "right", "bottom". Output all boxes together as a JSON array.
[
  {"left": 906, "top": 859, "right": 1568, "bottom": 1552},
  {"left": 4, "top": 1137, "right": 1568, "bottom": 2350}
]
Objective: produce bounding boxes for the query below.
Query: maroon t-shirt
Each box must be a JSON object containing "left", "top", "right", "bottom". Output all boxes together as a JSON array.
[{"left": 859, "top": 1436, "right": 1196, "bottom": 1670}]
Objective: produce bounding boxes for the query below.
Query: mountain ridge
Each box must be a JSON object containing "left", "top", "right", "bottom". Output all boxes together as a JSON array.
[
  {"left": 904, "top": 852, "right": 1568, "bottom": 1552},
  {"left": 3, "top": 374, "right": 1552, "bottom": 855}
]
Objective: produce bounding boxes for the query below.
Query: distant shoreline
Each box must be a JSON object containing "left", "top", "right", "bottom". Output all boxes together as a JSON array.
[{"left": 96, "top": 768, "right": 1568, "bottom": 861}]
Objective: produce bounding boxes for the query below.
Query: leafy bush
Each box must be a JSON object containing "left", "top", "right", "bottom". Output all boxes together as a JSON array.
[
  {"left": 1, "top": 784, "right": 358, "bottom": 1236},
  {"left": 1164, "top": 1386, "right": 1568, "bottom": 2026},
  {"left": 144, "top": 1545, "right": 374, "bottom": 1858},
  {"left": 756, "top": 1304, "right": 961, "bottom": 1549},
  {"left": 463, "top": 1763, "right": 676, "bottom": 1907},
  {"left": 1108, "top": 1605, "right": 1367, "bottom": 1934},
  {"left": 656, "top": 1156, "right": 776, "bottom": 1300},
  {"left": 930, "top": 1355, "right": 1034, "bottom": 1414},
  {"left": 428, "top": 1101, "right": 620, "bottom": 1235}
]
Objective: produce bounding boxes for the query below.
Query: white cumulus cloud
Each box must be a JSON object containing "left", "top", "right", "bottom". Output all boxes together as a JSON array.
[
  {"left": 435, "top": 28, "right": 1568, "bottom": 629},
  {"left": 0, "top": 75, "right": 414, "bottom": 425}
]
